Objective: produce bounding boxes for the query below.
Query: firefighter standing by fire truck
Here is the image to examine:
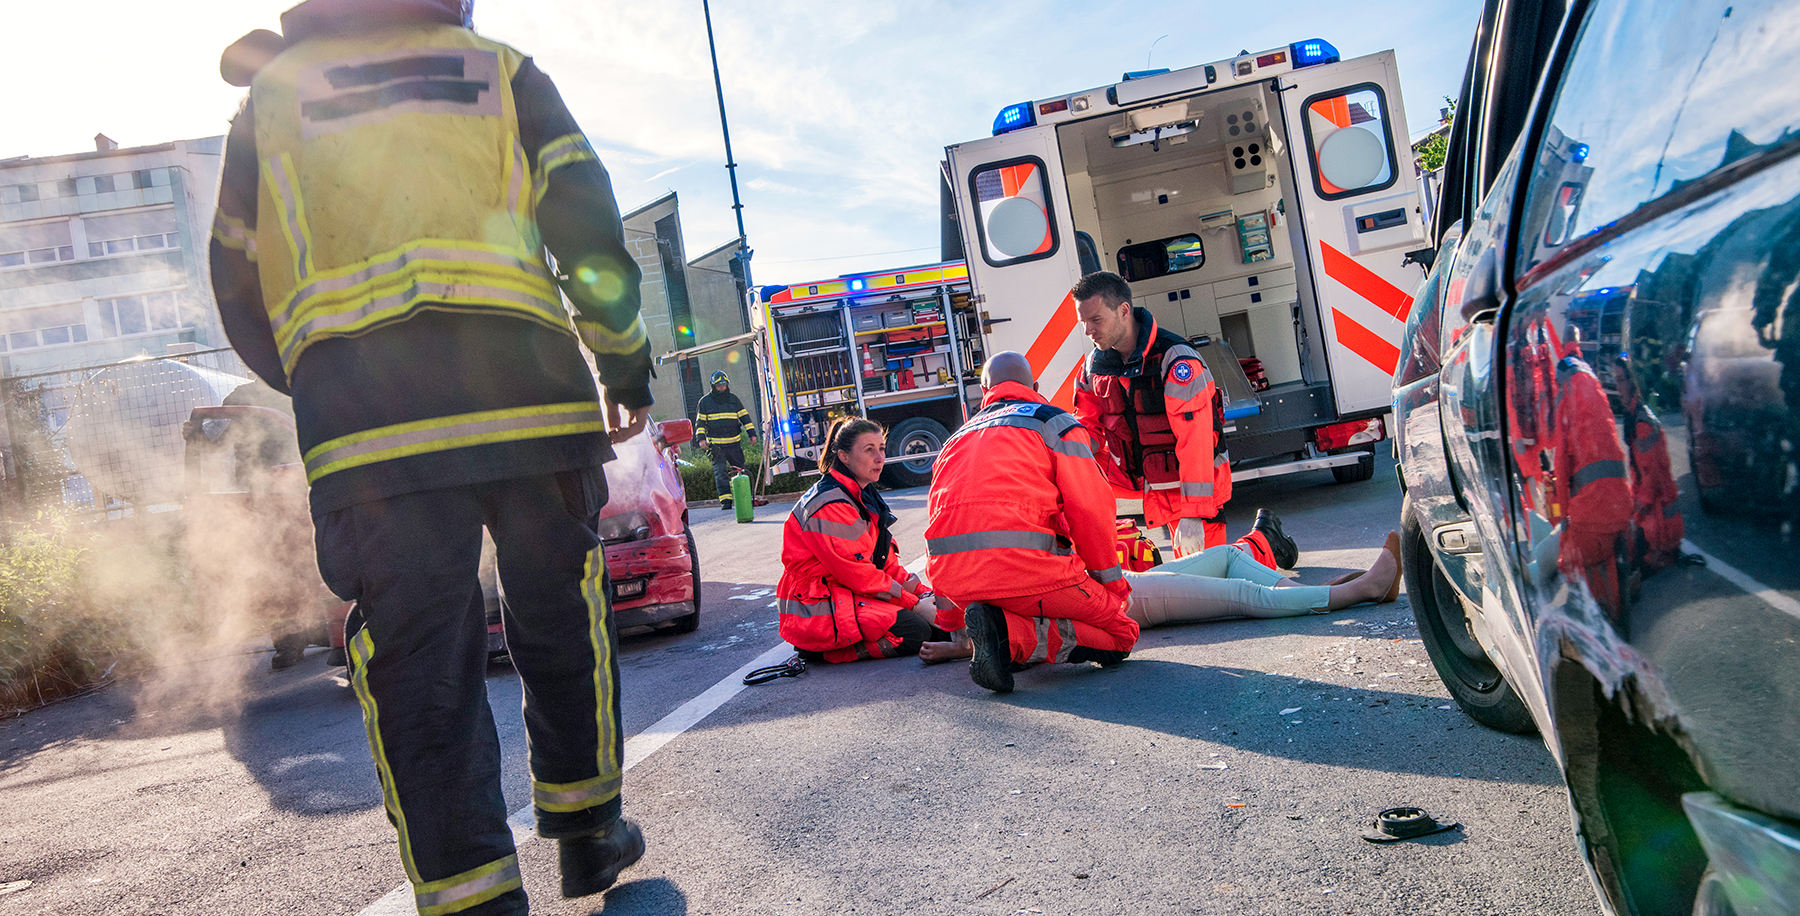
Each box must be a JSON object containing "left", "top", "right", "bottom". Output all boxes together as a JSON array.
[
  {"left": 208, "top": 0, "right": 648, "bottom": 911},
  {"left": 695, "top": 370, "right": 756, "bottom": 510},
  {"left": 1072, "top": 272, "right": 1295, "bottom": 565}
]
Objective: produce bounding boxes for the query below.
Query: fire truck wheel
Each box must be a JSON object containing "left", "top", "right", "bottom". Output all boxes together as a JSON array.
[{"left": 881, "top": 417, "right": 949, "bottom": 489}]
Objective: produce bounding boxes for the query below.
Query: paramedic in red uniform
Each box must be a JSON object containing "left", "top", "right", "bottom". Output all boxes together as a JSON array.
[
  {"left": 926, "top": 351, "right": 1142, "bottom": 693},
  {"left": 1611, "top": 357, "right": 1684, "bottom": 572},
  {"left": 1071, "top": 272, "right": 1294, "bottom": 566},
  {"left": 1552, "top": 351, "right": 1634, "bottom": 625},
  {"left": 777, "top": 417, "right": 959, "bottom": 662}
]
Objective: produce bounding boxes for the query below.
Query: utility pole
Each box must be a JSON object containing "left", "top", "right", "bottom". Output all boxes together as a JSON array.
[{"left": 702, "top": 0, "right": 760, "bottom": 420}]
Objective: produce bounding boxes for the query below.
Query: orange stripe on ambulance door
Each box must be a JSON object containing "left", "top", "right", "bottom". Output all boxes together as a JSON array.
[
  {"left": 1048, "top": 361, "right": 1081, "bottom": 410},
  {"left": 1025, "top": 291, "right": 1079, "bottom": 378},
  {"left": 1331, "top": 307, "right": 1399, "bottom": 376},
  {"left": 1319, "top": 240, "right": 1414, "bottom": 322}
]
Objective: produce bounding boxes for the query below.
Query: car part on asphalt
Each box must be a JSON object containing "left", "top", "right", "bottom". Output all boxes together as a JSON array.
[{"left": 1362, "top": 806, "right": 1461, "bottom": 843}]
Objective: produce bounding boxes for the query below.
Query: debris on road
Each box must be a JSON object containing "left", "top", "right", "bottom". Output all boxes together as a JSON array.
[
  {"left": 1362, "top": 806, "right": 1461, "bottom": 843},
  {"left": 974, "top": 876, "right": 1015, "bottom": 900},
  {"left": 1200, "top": 764, "right": 1228, "bottom": 770},
  {"left": 0, "top": 881, "right": 32, "bottom": 897},
  {"left": 1279, "top": 707, "right": 1302, "bottom": 715}
]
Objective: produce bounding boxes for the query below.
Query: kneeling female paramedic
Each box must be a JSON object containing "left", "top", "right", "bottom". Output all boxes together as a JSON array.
[{"left": 777, "top": 416, "right": 963, "bottom": 662}]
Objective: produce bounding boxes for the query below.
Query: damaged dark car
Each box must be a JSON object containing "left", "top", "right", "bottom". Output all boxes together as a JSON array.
[{"left": 1393, "top": 0, "right": 1800, "bottom": 914}]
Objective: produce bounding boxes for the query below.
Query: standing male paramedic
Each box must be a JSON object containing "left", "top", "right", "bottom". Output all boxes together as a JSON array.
[
  {"left": 695, "top": 369, "right": 756, "bottom": 509},
  {"left": 1072, "top": 271, "right": 1295, "bottom": 565},
  {"left": 209, "top": 1, "right": 649, "bottom": 911}
]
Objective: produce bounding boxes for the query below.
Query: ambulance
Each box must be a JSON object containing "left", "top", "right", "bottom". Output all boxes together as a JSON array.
[
  {"left": 942, "top": 38, "right": 1429, "bottom": 488},
  {"left": 749, "top": 39, "right": 1428, "bottom": 492}
]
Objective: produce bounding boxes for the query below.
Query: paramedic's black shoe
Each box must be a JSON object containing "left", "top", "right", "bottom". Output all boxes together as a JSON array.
[
  {"left": 965, "top": 603, "right": 1014, "bottom": 694},
  {"left": 1254, "top": 509, "right": 1299, "bottom": 570},
  {"left": 559, "top": 817, "right": 645, "bottom": 898}
]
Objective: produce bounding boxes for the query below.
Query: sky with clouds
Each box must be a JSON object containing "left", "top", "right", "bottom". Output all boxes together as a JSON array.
[{"left": 1, "top": 0, "right": 1481, "bottom": 283}]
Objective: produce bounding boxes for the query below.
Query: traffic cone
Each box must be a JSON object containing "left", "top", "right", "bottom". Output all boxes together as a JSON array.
[{"left": 861, "top": 344, "right": 877, "bottom": 377}]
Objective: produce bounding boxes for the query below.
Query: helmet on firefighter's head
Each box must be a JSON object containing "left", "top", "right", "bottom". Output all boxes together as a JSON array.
[{"left": 711, "top": 371, "right": 729, "bottom": 387}]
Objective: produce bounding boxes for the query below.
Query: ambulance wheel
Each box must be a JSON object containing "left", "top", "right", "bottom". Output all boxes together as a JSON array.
[
  {"left": 666, "top": 526, "right": 701, "bottom": 634},
  {"left": 1332, "top": 446, "right": 1377, "bottom": 483},
  {"left": 882, "top": 417, "right": 948, "bottom": 489}
]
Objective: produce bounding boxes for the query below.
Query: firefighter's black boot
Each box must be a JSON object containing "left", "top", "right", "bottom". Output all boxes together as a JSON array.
[
  {"left": 270, "top": 633, "right": 306, "bottom": 670},
  {"left": 559, "top": 816, "right": 645, "bottom": 898},
  {"left": 965, "top": 602, "right": 1014, "bottom": 694},
  {"left": 1253, "top": 509, "right": 1299, "bottom": 570}
]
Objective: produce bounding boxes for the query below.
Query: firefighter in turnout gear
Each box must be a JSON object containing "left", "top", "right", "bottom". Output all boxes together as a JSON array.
[
  {"left": 209, "top": 1, "right": 648, "bottom": 910},
  {"left": 696, "top": 370, "right": 755, "bottom": 509},
  {"left": 1551, "top": 351, "right": 1634, "bottom": 627},
  {"left": 1072, "top": 272, "right": 1291, "bottom": 564}
]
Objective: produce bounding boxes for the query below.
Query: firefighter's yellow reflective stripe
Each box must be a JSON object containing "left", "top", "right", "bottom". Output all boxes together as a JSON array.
[
  {"left": 533, "top": 132, "right": 598, "bottom": 204},
  {"left": 348, "top": 627, "right": 423, "bottom": 885},
  {"left": 575, "top": 316, "right": 648, "bottom": 355},
  {"left": 581, "top": 542, "right": 624, "bottom": 810},
  {"left": 262, "top": 153, "right": 313, "bottom": 280},
  {"left": 303, "top": 402, "right": 605, "bottom": 483},
  {"left": 211, "top": 209, "right": 250, "bottom": 251},
  {"left": 532, "top": 772, "right": 624, "bottom": 813},
  {"left": 413, "top": 854, "right": 522, "bottom": 916},
  {"left": 270, "top": 243, "right": 564, "bottom": 371},
  {"left": 506, "top": 137, "right": 527, "bottom": 222}
]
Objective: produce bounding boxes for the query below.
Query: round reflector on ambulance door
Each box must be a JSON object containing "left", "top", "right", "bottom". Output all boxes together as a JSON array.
[
  {"left": 986, "top": 196, "right": 1050, "bottom": 259},
  {"left": 1317, "top": 125, "right": 1387, "bottom": 191}
]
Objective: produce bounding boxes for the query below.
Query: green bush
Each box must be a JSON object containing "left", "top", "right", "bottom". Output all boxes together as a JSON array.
[
  {"left": 0, "top": 516, "right": 137, "bottom": 711},
  {"left": 674, "top": 440, "right": 811, "bottom": 503}
]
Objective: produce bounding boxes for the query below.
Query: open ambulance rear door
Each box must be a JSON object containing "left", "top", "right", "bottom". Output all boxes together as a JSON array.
[
  {"left": 945, "top": 126, "right": 1088, "bottom": 408},
  {"left": 1277, "top": 50, "right": 1427, "bottom": 415}
]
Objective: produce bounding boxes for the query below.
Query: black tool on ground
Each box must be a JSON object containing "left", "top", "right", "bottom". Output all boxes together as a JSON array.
[
  {"left": 1361, "top": 806, "right": 1461, "bottom": 842},
  {"left": 743, "top": 654, "right": 807, "bottom": 685}
]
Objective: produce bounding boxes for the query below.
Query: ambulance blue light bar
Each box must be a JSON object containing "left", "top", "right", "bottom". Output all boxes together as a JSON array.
[
  {"left": 992, "top": 101, "right": 1037, "bottom": 136},
  {"left": 1289, "top": 38, "right": 1340, "bottom": 68}
]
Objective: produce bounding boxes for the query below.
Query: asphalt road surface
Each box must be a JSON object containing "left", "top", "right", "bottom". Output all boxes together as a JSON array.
[{"left": 0, "top": 444, "right": 1602, "bottom": 915}]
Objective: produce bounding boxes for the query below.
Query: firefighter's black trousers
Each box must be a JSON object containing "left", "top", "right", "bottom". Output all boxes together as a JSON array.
[
  {"left": 710, "top": 442, "right": 745, "bottom": 499},
  {"left": 317, "top": 470, "right": 623, "bottom": 916}
]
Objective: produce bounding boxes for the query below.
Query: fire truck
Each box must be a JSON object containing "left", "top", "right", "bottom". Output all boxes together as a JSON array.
[{"left": 753, "top": 38, "right": 1430, "bottom": 491}]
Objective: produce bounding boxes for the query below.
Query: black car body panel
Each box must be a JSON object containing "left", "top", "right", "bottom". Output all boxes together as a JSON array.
[{"left": 1395, "top": 0, "right": 1800, "bottom": 912}]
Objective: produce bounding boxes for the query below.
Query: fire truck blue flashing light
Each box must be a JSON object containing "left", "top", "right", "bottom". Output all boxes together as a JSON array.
[
  {"left": 1290, "top": 39, "right": 1339, "bottom": 67},
  {"left": 849, "top": 278, "right": 866, "bottom": 292},
  {"left": 1572, "top": 142, "right": 1591, "bottom": 163},
  {"left": 992, "top": 102, "right": 1037, "bottom": 136}
]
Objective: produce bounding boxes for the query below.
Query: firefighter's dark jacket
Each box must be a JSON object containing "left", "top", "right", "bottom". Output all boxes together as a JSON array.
[
  {"left": 209, "top": 1, "right": 651, "bottom": 514},
  {"left": 695, "top": 386, "right": 752, "bottom": 446}
]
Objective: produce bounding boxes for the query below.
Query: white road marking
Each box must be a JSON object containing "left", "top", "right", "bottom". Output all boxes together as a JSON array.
[
  {"left": 1681, "top": 539, "right": 1800, "bottom": 622},
  {"left": 358, "top": 556, "right": 930, "bottom": 914}
]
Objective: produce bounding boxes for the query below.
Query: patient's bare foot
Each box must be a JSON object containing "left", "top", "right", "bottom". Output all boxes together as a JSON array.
[
  {"left": 1361, "top": 533, "right": 1400, "bottom": 604},
  {"left": 919, "top": 639, "right": 973, "bottom": 665}
]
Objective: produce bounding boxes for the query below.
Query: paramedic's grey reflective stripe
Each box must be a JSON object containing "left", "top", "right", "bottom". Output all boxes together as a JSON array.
[
  {"left": 1571, "top": 459, "right": 1626, "bottom": 496},
  {"left": 532, "top": 775, "right": 622, "bottom": 809},
  {"left": 1091, "top": 565, "right": 1124, "bottom": 583},
  {"left": 273, "top": 245, "right": 556, "bottom": 330},
  {"left": 1161, "top": 345, "right": 1212, "bottom": 400},
  {"left": 882, "top": 582, "right": 904, "bottom": 601},
  {"left": 280, "top": 278, "right": 564, "bottom": 367},
  {"left": 1024, "top": 617, "right": 1078, "bottom": 664},
  {"left": 303, "top": 404, "right": 604, "bottom": 481},
  {"left": 265, "top": 154, "right": 310, "bottom": 279},
  {"left": 926, "top": 530, "right": 1073, "bottom": 556},
  {"left": 1181, "top": 481, "right": 1213, "bottom": 498},
  {"left": 800, "top": 515, "right": 865, "bottom": 541},
  {"left": 778, "top": 597, "right": 834, "bottom": 618},
  {"left": 412, "top": 855, "right": 520, "bottom": 916},
  {"left": 952, "top": 405, "right": 1090, "bottom": 458},
  {"left": 794, "top": 487, "right": 854, "bottom": 526},
  {"left": 1217, "top": 451, "right": 1230, "bottom": 467}
]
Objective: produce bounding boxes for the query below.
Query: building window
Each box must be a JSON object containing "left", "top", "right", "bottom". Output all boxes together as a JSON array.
[
  {"left": 87, "top": 234, "right": 175, "bottom": 258},
  {"left": 92, "top": 175, "right": 115, "bottom": 193},
  {"left": 16, "top": 183, "right": 39, "bottom": 202},
  {"left": 133, "top": 170, "right": 153, "bottom": 190},
  {"left": 55, "top": 179, "right": 77, "bottom": 198},
  {"left": 0, "top": 252, "right": 22, "bottom": 268},
  {"left": 0, "top": 301, "right": 89, "bottom": 353},
  {"left": 98, "top": 291, "right": 184, "bottom": 338}
]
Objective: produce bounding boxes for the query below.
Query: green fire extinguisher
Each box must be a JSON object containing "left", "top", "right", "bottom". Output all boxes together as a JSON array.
[{"left": 731, "top": 470, "right": 753, "bottom": 524}]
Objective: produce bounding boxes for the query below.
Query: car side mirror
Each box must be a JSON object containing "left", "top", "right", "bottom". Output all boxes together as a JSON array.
[{"left": 658, "top": 418, "right": 694, "bottom": 447}]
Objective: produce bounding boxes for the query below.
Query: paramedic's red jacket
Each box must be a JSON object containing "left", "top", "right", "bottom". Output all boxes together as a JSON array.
[
  {"left": 1074, "top": 307, "right": 1229, "bottom": 529},
  {"left": 925, "top": 380, "right": 1129, "bottom": 609},
  {"left": 777, "top": 467, "right": 920, "bottom": 653}
]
